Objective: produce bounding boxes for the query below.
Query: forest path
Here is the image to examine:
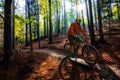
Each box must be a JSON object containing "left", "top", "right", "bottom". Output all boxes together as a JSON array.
[
  {"left": 32, "top": 47, "right": 120, "bottom": 79},
  {"left": 22, "top": 21, "right": 120, "bottom": 79},
  {"left": 23, "top": 33, "right": 120, "bottom": 79}
]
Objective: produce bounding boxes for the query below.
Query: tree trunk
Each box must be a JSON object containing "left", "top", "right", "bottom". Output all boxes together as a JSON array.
[
  {"left": 45, "top": 3, "right": 49, "bottom": 36},
  {"left": 3, "top": 0, "right": 12, "bottom": 68},
  {"left": 117, "top": 0, "right": 120, "bottom": 19},
  {"left": 11, "top": 0, "right": 15, "bottom": 49},
  {"left": 85, "top": 0, "right": 91, "bottom": 35},
  {"left": 48, "top": 0, "right": 52, "bottom": 44},
  {"left": 88, "top": 0, "right": 95, "bottom": 45},
  {"left": 43, "top": 0, "right": 47, "bottom": 37},
  {"left": 70, "top": 0, "right": 74, "bottom": 22},
  {"left": 93, "top": 0, "right": 98, "bottom": 29},
  {"left": 44, "top": 10, "right": 46, "bottom": 37},
  {"left": 36, "top": 0, "right": 40, "bottom": 48},
  {"left": 81, "top": 10, "right": 85, "bottom": 30},
  {"left": 86, "top": 0, "right": 95, "bottom": 45},
  {"left": 56, "top": 0, "right": 60, "bottom": 35},
  {"left": 97, "top": 0, "right": 105, "bottom": 42},
  {"left": 27, "top": 1, "right": 33, "bottom": 51},
  {"left": 25, "top": 0, "right": 28, "bottom": 46},
  {"left": 75, "top": 0, "right": 78, "bottom": 17},
  {"left": 118, "top": 0, "right": 120, "bottom": 19},
  {"left": 109, "top": 0, "right": 113, "bottom": 20},
  {"left": 47, "top": 14, "right": 49, "bottom": 36},
  {"left": 64, "top": 0, "right": 67, "bottom": 35}
]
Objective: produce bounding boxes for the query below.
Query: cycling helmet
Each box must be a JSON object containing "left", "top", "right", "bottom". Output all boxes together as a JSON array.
[{"left": 76, "top": 17, "right": 82, "bottom": 21}]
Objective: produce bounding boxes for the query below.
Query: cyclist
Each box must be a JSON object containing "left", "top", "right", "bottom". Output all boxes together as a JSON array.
[{"left": 67, "top": 17, "right": 88, "bottom": 55}]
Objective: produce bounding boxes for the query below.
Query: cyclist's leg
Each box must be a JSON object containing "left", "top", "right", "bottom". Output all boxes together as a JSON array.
[
  {"left": 74, "top": 38, "right": 82, "bottom": 56},
  {"left": 75, "top": 39, "right": 80, "bottom": 52},
  {"left": 68, "top": 36, "right": 75, "bottom": 54}
]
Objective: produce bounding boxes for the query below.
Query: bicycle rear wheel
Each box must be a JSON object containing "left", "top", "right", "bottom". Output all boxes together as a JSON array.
[
  {"left": 64, "top": 43, "right": 71, "bottom": 56},
  {"left": 59, "top": 57, "right": 73, "bottom": 80},
  {"left": 82, "top": 45, "right": 99, "bottom": 65}
]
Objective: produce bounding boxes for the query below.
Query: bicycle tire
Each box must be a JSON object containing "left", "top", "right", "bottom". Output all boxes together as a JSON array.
[
  {"left": 82, "top": 44, "right": 99, "bottom": 65},
  {"left": 64, "top": 43, "right": 71, "bottom": 56},
  {"left": 59, "top": 57, "right": 73, "bottom": 79}
]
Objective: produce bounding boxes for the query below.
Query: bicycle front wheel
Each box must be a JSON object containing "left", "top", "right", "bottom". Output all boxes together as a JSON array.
[
  {"left": 82, "top": 45, "right": 99, "bottom": 65},
  {"left": 59, "top": 57, "right": 73, "bottom": 80}
]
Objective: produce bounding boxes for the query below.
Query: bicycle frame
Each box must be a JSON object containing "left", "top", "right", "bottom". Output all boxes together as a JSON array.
[{"left": 73, "top": 35, "right": 87, "bottom": 55}]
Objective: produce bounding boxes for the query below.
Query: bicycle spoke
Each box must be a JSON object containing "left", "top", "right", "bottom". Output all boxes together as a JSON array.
[
  {"left": 82, "top": 45, "right": 99, "bottom": 65},
  {"left": 59, "top": 57, "right": 73, "bottom": 79}
]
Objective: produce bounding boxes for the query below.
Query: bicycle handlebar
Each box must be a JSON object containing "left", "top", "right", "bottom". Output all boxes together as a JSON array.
[{"left": 74, "top": 34, "right": 89, "bottom": 44}]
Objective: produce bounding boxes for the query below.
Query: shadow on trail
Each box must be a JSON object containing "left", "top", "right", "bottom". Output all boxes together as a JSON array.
[{"left": 55, "top": 57, "right": 120, "bottom": 80}]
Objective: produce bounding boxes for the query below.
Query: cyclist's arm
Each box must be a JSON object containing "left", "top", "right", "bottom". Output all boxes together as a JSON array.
[
  {"left": 79, "top": 27, "right": 90, "bottom": 44},
  {"left": 79, "top": 26, "right": 87, "bottom": 36}
]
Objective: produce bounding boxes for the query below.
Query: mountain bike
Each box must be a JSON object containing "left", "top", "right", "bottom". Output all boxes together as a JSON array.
[{"left": 64, "top": 34, "right": 99, "bottom": 65}]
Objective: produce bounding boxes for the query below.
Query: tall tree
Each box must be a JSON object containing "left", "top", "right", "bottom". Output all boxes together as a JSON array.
[
  {"left": 48, "top": 0, "right": 52, "bottom": 44},
  {"left": 43, "top": 8, "right": 47, "bottom": 37},
  {"left": 46, "top": 1, "right": 49, "bottom": 36},
  {"left": 93, "top": 0, "right": 98, "bottom": 27},
  {"left": 116, "top": 2, "right": 119, "bottom": 19},
  {"left": 63, "top": 0, "right": 67, "bottom": 35},
  {"left": 97, "top": 0, "right": 105, "bottom": 42},
  {"left": 79, "top": 0, "right": 85, "bottom": 29},
  {"left": 109, "top": 0, "right": 113, "bottom": 20},
  {"left": 69, "top": 0, "right": 74, "bottom": 22},
  {"left": 3, "top": 0, "right": 12, "bottom": 68},
  {"left": 88, "top": 0, "right": 95, "bottom": 45},
  {"left": 27, "top": 0, "right": 33, "bottom": 51},
  {"left": 36, "top": 0, "right": 40, "bottom": 48},
  {"left": 47, "top": 11, "right": 49, "bottom": 36},
  {"left": 75, "top": 0, "right": 79, "bottom": 17},
  {"left": 85, "top": 0, "right": 91, "bottom": 36},
  {"left": 11, "top": 0, "right": 15, "bottom": 49},
  {"left": 81, "top": 10, "right": 85, "bottom": 29},
  {"left": 55, "top": 0, "right": 60, "bottom": 35},
  {"left": 25, "top": 0, "right": 29, "bottom": 46},
  {"left": 43, "top": 0, "right": 47, "bottom": 37}
]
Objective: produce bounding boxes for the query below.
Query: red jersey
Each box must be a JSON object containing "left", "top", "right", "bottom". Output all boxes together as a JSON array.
[{"left": 67, "top": 22, "right": 87, "bottom": 36}]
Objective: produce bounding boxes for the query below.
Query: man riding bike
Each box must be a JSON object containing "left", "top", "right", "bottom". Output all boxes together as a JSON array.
[{"left": 67, "top": 17, "right": 88, "bottom": 55}]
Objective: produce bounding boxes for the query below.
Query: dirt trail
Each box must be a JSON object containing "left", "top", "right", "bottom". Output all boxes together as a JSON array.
[{"left": 0, "top": 21, "right": 120, "bottom": 80}]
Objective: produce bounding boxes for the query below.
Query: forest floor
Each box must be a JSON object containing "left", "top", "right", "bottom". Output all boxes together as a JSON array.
[{"left": 0, "top": 21, "right": 120, "bottom": 80}]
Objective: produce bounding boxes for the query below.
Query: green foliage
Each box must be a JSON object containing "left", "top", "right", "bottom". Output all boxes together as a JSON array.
[
  {"left": 11, "top": 14, "right": 39, "bottom": 41},
  {"left": 0, "top": 0, "right": 4, "bottom": 9},
  {"left": 100, "top": 0, "right": 120, "bottom": 21},
  {"left": 0, "top": 3, "right": 4, "bottom": 8},
  {"left": 15, "top": 18, "right": 25, "bottom": 40},
  {"left": 11, "top": 15, "right": 29, "bottom": 23},
  {"left": 112, "top": 4, "right": 118, "bottom": 19},
  {"left": 11, "top": 15, "right": 38, "bottom": 24}
]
